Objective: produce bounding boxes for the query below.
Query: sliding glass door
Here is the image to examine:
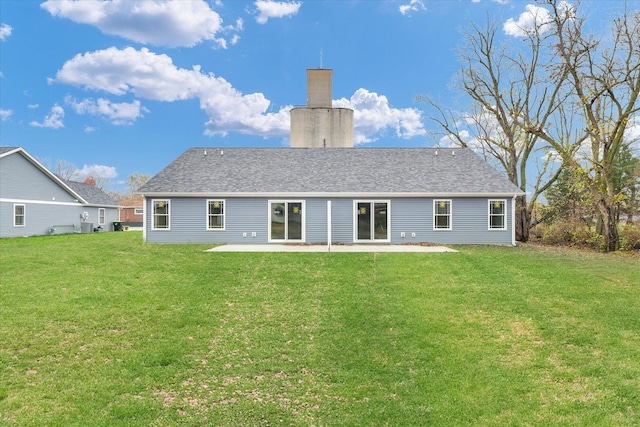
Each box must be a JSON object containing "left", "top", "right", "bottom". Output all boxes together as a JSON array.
[
  {"left": 270, "top": 201, "right": 304, "bottom": 242},
  {"left": 355, "top": 201, "right": 389, "bottom": 242}
]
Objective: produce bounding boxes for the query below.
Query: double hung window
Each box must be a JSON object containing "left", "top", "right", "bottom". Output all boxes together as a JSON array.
[
  {"left": 489, "top": 200, "right": 506, "bottom": 230},
  {"left": 207, "top": 200, "right": 225, "bottom": 230},
  {"left": 14, "top": 204, "right": 25, "bottom": 227},
  {"left": 433, "top": 200, "right": 451, "bottom": 230},
  {"left": 152, "top": 200, "right": 170, "bottom": 230}
]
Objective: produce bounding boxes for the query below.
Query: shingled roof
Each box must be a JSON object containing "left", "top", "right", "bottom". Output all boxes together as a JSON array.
[
  {"left": 139, "top": 147, "right": 523, "bottom": 197},
  {"left": 63, "top": 179, "right": 119, "bottom": 207},
  {"left": 0, "top": 147, "right": 18, "bottom": 155}
]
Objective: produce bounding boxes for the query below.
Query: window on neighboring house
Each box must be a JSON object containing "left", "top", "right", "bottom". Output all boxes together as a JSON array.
[
  {"left": 489, "top": 200, "right": 506, "bottom": 230},
  {"left": 207, "top": 200, "right": 225, "bottom": 230},
  {"left": 433, "top": 200, "right": 451, "bottom": 230},
  {"left": 98, "top": 208, "right": 105, "bottom": 225},
  {"left": 134, "top": 208, "right": 143, "bottom": 215},
  {"left": 14, "top": 204, "right": 25, "bottom": 227},
  {"left": 152, "top": 200, "right": 170, "bottom": 230}
]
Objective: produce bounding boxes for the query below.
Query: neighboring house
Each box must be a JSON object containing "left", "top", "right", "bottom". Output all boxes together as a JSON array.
[
  {"left": 138, "top": 147, "right": 525, "bottom": 245},
  {"left": 0, "top": 147, "right": 120, "bottom": 238},
  {"left": 119, "top": 195, "right": 144, "bottom": 229}
]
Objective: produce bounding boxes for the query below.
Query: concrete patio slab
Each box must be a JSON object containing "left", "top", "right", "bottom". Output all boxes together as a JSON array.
[{"left": 206, "top": 244, "right": 457, "bottom": 253}]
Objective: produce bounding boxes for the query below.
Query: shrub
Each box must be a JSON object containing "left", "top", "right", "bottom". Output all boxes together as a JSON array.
[
  {"left": 619, "top": 223, "right": 640, "bottom": 251},
  {"left": 540, "top": 219, "right": 602, "bottom": 249}
]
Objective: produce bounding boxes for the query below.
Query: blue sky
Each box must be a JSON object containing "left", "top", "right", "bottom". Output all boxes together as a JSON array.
[{"left": 0, "top": 0, "right": 636, "bottom": 192}]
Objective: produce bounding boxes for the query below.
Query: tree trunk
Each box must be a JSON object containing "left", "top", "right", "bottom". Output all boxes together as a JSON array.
[
  {"left": 515, "top": 195, "right": 530, "bottom": 242},
  {"left": 596, "top": 201, "right": 620, "bottom": 252},
  {"left": 628, "top": 185, "right": 637, "bottom": 225}
]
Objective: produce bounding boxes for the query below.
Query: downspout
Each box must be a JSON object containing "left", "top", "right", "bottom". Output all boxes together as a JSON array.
[
  {"left": 511, "top": 195, "right": 517, "bottom": 246},
  {"left": 142, "top": 195, "right": 147, "bottom": 242},
  {"left": 327, "top": 200, "right": 332, "bottom": 252}
]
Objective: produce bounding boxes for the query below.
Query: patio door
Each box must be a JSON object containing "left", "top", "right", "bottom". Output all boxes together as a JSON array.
[
  {"left": 355, "top": 201, "right": 389, "bottom": 242},
  {"left": 270, "top": 201, "right": 304, "bottom": 242}
]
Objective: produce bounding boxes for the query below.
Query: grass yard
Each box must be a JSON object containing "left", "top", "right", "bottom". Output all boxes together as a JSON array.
[{"left": 0, "top": 232, "right": 639, "bottom": 426}]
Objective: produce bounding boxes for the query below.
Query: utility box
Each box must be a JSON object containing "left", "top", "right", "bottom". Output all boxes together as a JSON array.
[{"left": 81, "top": 222, "right": 93, "bottom": 234}]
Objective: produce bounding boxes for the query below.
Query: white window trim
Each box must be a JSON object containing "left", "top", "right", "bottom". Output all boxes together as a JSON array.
[
  {"left": 268, "top": 200, "right": 306, "bottom": 243},
  {"left": 433, "top": 199, "right": 452, "bottom": 231},
  {"left": 151, "top": 199, "right": 171, "bottom": 231},
  {"left": 352, "top": 200, "right": 391, "bottom": 243},
  {"left": 13, "top": 204, "right": 25, "bottom": 227},
  {"left": 98, "top": 208, "right": 106, "bottom": 225},
  {"left": 488, "top": 199, "right": 507, "bottom": 231},
  {"left": 134, "top": 208, "right": 143, "bottom": 215},
  {"left": 206, "top": 199, "right": 226, "bottom": 231}
]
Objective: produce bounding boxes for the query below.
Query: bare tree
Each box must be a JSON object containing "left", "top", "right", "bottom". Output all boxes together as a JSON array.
[
  {"left": 124, "top": 173, "right": 150, "bottom": 198},
  {"left": 522, "top": 0, "right": 640, "bottom": 251},
  {"left": 421, "top": 15, "right": 566, "bottom": 241},
  {"left": 55, "top": 159, "right": 79, "bottom": 181},
  {"left": 54, "top": 160, "right": 111, "bottom": 191}
]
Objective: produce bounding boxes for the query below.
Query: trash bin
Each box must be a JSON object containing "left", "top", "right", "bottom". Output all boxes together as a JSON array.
[
  {"left": 81, "top": 222, "right": 93, "bottom": 234},
  {"left": 113, "top": 221, "right": 123, "bottom": 231}
]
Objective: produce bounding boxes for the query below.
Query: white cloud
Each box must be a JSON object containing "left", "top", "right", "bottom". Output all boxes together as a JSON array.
[
  {"left": 504, "top": 1, "right": 574, "bottom": 37},
  {"left": 84, "top": 126, "right": 97, "bottom": 133},
  {"left": 28, "top": 104, "right": 39, "bottom": 110},
  {"left": 255, "top": 0, "right": 301, "bottom": 25},
  {"left": 334, "top": 89, "right": 426, "bottom": 144},
  {"left": 504, "top": 4, "right": 551, "bottom": 37},
  {"left": 54, "top": 46, "right": 291, "bottom": 137},
  {"left": 77, "top": 164, "right": 118, "bottom": 180},
  {"left": 0, "top": 109, "right": 13, "bottom": 121},
  {"left": 399, "top": 0, "right": 426, "bottom": 16},
  {"left": 40, "top": 0, "right": 239, "bottom": 48},
  {"left": 0, "top": 23, "right": 12, "bottom": 41},
  {"left": 30, "top": 104, "right": 65, "bottom": 129},
  {"left": 54, "top": 47, "right": 426, "bottom": 142},
  {"left": 65, "top": 96, "right": 149, "bottom": 125}
]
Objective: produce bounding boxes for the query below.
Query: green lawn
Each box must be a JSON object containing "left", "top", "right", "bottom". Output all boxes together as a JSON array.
[{"left": 1, "top": 232, "right": 639, "bottom": 426}]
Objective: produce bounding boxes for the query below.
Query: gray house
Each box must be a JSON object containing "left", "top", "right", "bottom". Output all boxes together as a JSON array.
[
  {"left": 0, "top": 147, "right": 120, "bottom": 238},
  {"left": 138, "top": 147, "right": 524, "bottom": 245}
]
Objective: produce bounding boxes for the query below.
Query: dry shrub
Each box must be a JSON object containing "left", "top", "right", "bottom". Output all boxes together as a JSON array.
[
  {"left": 540, "top": 219, "right": 602, "bottom": 250},
  {"left": 537, "top": 220, "right": 639, "bottom": 252},
  {"left": 620, "top": 223, "right": 640, "bottom": 251}
]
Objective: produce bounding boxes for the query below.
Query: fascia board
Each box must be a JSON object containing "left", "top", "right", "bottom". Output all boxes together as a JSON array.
[
  {"left": 85, "top": 203, "right": 122, "bottom": 209},
  {"left": 0, "top": 147, "right": 21, "bottom": 158},
  {"left": 138, "top": 191, "right": 525, "bottom": 198}
]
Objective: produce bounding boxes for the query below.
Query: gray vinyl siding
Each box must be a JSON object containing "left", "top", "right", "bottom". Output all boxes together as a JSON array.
[
  {"left": 390, "top": 198, "right": 512, "bottom": 245},
  {"left": 0, "top": 152, "right": 77, "bottom": 203},
  {"left": 329, "top": 199, "right": 356, "bottom": 243},
  {"left": 145, "top": 196, "right": 514, "bottom": 245},
  {"left": 1, "top": 152, "right": 119, "bottom": 238},
  {"left": 0, "top": 202, "right": 119, "bottom": 237},
  {"left": 145, "top": 197, "right": 265, "bottom": 244}
]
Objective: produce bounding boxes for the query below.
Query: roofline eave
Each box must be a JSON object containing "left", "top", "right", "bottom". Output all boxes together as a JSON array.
[{"left": 137, "top": 191, "right": 525, "bottom": 198}]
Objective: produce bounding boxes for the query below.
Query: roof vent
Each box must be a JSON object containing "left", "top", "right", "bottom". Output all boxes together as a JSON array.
[
  {"left": 204, "top": 150, "right": 207, "bottom": 157},
  {"left": 435, "top": 150, "right": 438, "bottom": 156},
  {"left": 220, "top": 150, "right": 224, "bottom": 156},
  {"left": 452, "top": 151, "right": 455, "bottom": 156}
]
